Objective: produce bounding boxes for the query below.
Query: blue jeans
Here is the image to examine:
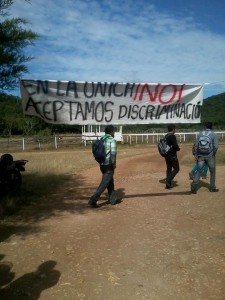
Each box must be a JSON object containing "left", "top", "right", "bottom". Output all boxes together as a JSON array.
[
  {"left": 89, "top": 165, "right": 115, "bottom": 204},
  {"left": 192, "top": 162, "right": 208, "bottom": 177},
  {"left": 192, "top": 156, "right": 216, "bottom": 189}
]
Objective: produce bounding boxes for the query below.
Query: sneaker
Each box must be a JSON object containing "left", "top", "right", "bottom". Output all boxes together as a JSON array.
[
  {"left": 191, "top": 184, "right": 197, "bottom": 194},
  {"left": 110, "top": 199, "right": 122, "bottom": 205},
  {"left": 209, "top": 188, "right": 219, "bottom": 192},
  {"left": 108, "top": 192, "right": 122, "bottom": 205},
  {"left": 88, "top": 200, "right": 99, "bottom": 208},
  {"left": 189, "top": 172, "right": 194, "bottom": 180},
  {"left": 165, "top": 181, "right": 173, "bottom": 189}
]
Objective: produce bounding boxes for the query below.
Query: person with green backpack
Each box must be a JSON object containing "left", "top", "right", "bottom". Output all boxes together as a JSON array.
[{"left": 88, "top": 125, "right": 119, "bottom": 208}]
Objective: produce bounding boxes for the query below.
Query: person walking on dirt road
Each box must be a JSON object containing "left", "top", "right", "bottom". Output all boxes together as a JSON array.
[
  {"left": 164, "top": 124, "right": 180, "bottom": 189},
  {"left": 89, "top": 125, "right": 118, "bottom": 208},
  {"left": 191, "top": 121, "right": 219, "bottom": 194}
]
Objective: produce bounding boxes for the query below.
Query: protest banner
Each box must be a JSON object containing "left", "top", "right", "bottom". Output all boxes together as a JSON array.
[{"left": 20, "top": 80, "right": 203, "bottom": 124}]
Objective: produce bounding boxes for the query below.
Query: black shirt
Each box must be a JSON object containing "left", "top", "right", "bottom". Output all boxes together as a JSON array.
[{"left": 166, "top": 132, "right": 180, "bottom": 157}]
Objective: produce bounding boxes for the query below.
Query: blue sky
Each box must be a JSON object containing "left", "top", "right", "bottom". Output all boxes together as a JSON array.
[{"left": 8, "top": 0, "right": 225, "bottom": 98}]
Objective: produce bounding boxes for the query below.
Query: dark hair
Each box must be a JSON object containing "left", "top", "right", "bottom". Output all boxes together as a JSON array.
[
  {"left": 168, "top": 124, "right": 175, "bottom": 132},
  {"left": 105, "top": 125, "right": 115, "bottom": 134},
  {"left": 204, "top": 121, "right": 212, "bottom": 130},
  {"left": 0, "top": 153, "right": 13, "bottom": 166}
]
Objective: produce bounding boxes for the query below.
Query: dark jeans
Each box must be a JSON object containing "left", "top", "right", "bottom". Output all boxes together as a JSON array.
[
  {"left": 89, "top": 164, "right": 115, "bottom": 204},
  {"left": 165, "top": 155, "right": 180, "bottom": 184}
]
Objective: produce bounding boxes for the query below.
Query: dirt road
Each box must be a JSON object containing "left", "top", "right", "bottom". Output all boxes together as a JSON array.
[{"left": 0, "top": 147, "right": 225, "bottom": 299}]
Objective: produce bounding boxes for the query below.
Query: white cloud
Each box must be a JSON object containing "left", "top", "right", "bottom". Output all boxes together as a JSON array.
[{"left": 8, "top": 0, "right": 225, "bottom": 97}]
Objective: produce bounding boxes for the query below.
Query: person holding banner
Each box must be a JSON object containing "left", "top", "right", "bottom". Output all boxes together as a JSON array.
[
  {"left": 164, "top": 124, "right": 180, "bottom": 189},
  {"left": 88, "top": 125, "right": 119, "bottom": 208}
]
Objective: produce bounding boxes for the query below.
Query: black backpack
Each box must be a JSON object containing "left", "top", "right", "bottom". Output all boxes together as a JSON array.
[
  {"left": 158, "top": 135, "right": 172, "bottom": 157},
  {"left": 92, "top": 137, "right": 108, "bottom": 164}
]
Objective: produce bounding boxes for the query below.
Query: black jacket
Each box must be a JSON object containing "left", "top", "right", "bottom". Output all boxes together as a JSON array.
[{"left": 165, "top": 132, "right": 180, "bottom": 157}]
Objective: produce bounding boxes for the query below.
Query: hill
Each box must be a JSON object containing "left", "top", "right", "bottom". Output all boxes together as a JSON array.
[
  {"left": 0, "top": 92, "right": 225, "bottom": 135},
  {"left": 201, "top": 93, "right": 225, "bottom": 128}
]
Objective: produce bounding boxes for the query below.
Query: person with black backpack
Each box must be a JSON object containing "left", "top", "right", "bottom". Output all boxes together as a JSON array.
[
  {"left": 163, "top": 124, "right": 180, "bottom": 189},
  {"left": 88, "top": 125, "right": 118, "bottom": 208},
  {"left": 191, "top": 121, "right": 219, "bottom": 194}
]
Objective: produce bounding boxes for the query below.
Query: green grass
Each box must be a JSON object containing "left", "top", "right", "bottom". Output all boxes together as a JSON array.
[{"left": 181, "top": 147, "right": 225, "bottom": 165}]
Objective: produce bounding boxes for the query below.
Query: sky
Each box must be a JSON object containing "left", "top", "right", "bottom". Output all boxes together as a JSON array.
[{"left": 7, "top": 0, "right": 225, "bottom": 98}]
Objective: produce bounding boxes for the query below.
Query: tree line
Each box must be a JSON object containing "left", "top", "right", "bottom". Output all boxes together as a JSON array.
[{"left": 0, "top": 92, "right": 224, "bottom": 136}]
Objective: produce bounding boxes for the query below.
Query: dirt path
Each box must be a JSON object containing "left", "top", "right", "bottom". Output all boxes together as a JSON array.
[{"left": 0, "top": 148, "right": 225, "bottom": 299}]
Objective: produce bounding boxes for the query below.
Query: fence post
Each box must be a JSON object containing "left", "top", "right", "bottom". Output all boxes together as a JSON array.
[
  {"left": 22, "top": 138, "right": 25, "bottom": 151},
  {"left": 54, "top": 134, "right": 58, "bottom": 149}
]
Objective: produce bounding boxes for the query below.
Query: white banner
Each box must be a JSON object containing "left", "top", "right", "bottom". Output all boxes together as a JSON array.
[{"left": 20, "top": 80, "right": 203, "bottom": 124}]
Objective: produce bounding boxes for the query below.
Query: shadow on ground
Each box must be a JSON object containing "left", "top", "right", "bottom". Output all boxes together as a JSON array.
[
  {"left": 0, "top": 257, "right": 60, "bottom": 300},
  {"left": 0, "top": 173, "right": 124, "bottom": 241}
]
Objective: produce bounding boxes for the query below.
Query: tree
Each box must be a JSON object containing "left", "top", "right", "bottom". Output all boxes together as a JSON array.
[
  {"left": 0, "top": 93, "right": 24, "bottom": 135},
  {"left": 0, "top": 0, "right": 39, "bottom": 93}
]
